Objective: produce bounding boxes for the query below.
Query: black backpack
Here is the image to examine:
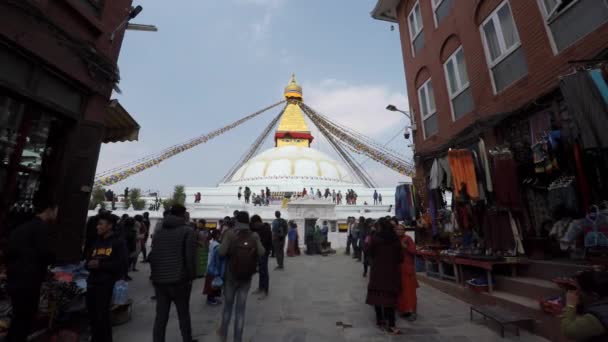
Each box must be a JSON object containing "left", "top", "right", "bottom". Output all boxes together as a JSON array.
[{"left": 229, "top": 230, "right": 258, "bottom": 281}]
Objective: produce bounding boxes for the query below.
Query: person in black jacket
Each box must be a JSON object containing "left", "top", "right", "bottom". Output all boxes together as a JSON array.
[
  {"left": 149, "top": 205, "right": 198, "bottom": 342},
  {"left": 6, "top": 199, "right": 57, "bottom": 342},
  {"left": 250, "top": 215, "right": 272, "bottom": 299},
  {"left": 85, "top": 212, "right": 128, "bottom": 342}
]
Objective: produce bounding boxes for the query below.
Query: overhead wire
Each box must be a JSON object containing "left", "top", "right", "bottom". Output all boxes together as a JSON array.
[{"left": 94, "top": 100, "right": 285, "bottom": 186}]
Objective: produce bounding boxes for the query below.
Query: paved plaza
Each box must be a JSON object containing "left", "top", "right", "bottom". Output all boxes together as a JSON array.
[{"left": 115, "top": 253, "right": 548, "bottom": 342}]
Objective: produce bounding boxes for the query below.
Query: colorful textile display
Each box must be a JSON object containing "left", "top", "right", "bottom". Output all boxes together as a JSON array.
[
  {"left": 448, "top": 149, "right": 479, "bottom": 200},
  {"left": 395, "top": 184, "right": 416, "bottom": 222}
]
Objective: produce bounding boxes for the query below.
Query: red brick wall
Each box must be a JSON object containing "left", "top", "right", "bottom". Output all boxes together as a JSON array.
[
  {"left": 0, "top": 0, "right": 134, "bottom": 121},
  {"left": 395, "top": 0, "right": 608, "bottom": 156}
]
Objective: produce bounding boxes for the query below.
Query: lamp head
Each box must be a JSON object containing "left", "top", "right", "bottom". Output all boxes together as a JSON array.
[
  {"left": 386, "top": 104, "right": 398, "bottom": 111},
  {"left": 129, "top": 5, "right": 143, "bottom": 19}
]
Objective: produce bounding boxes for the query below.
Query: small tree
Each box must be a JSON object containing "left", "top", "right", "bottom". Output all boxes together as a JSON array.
[
  {"left": 129, "top": 188, "right": 146, "bottom": 211},
  {"left": 172, "top": 185, "right": 186, "bottom": 206},
  {"left": 89, "top": 185, "right": 106, "bottom": 210},
  {"left": 162, "top": 199, "right": 173, "bottom": 211}
]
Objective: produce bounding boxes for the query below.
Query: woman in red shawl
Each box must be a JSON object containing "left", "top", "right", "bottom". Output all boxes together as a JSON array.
[{"left": 396, "top": 224, "right": 418, "bottom": 321}]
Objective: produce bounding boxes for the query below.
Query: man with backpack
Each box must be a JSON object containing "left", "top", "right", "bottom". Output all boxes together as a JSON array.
[
  {"left": 149, "top": 205, "right": 198, "bottom": 342},
  {"left": 271, "top": 211, "right": 288, "bottom": 270},
  {"left": 218, "top": 211, "right": 265, "bottom": 342}
]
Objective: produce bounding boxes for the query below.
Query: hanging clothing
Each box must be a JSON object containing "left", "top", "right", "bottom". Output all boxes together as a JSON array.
[
  {"left": 438, "top": 157, "right": 452, "bottom": 189},
  {"left": 483, "top": 210, "right": 516, "bottom": 254},
  {"left": 548, "top": 182, "right": 579, "bottom": 215},
  {"left": 397, "top": 235, "right": 418, "bottom": 314},
  {"left": 428, "top": 189, "right": 440, "bottom": 236},
  {"left": 478, "top": 139, "right": 493, "bottom": 193},
  {"left": 509, "top": 212, "right": 525, "bottom": 255},
  {"left": 491, "top": 154, "right": 522, "bottom": 209},
  {"left": 560, "top": 71, "right": 608, "bottom": 149},
  {"left": 429, "top": 159, "right": 440, "bottom": 190},
  {"left": 523, "top": 186, "right": 552, "bottom": 236},
  {"left": 430, "top": 157, "right": 452, "bottom": 190},
  {"left": 471, "top": 150, "right": 486, "bottom": 201},
  {"left": 448, "top": 149, "right": 479, "bottom": 200},
  {"left": 573, "top": 143, "right": 591, "bottom": 214},
  {"left": 395, "top": 185, "right": 415, "bottom": 223}
]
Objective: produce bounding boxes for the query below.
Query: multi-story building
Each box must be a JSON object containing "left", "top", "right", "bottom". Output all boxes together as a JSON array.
[
  {"left": 0, "top": 1, "right": 140, "bottom": 261},
  {"left": 372, "top": 0, "right": 608, "bottom": 173},
  {"left": 373, "top": 2, "right": 608, "bottom": 340}
]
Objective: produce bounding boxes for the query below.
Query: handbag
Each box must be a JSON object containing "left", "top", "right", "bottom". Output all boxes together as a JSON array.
[{"left": 211, "top": 277, "right": 224, "bottom": 289}]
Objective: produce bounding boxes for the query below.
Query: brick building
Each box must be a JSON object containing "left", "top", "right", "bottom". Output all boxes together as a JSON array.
[
  {"left": 0, "top": 0, "right": 140, "bottom": 261},
  {"left": 372, "top": 2, "right": 608, "bottom": 340},
  {"left": 372, "top": 0, "right": 608, "bottom": 173}
]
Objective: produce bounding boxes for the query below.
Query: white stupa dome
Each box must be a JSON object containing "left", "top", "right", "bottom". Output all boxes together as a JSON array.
[{"left": 229, "top": 145, "right": 354, "bottom": 184}]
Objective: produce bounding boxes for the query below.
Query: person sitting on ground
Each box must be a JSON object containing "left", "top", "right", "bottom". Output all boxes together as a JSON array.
[{"left": 561, "top": 270, "right": 608, "bottom": 341}]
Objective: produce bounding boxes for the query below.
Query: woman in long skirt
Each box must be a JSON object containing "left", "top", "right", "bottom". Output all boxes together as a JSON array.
[
  {"left": 396, "top": 224, "right": 418, "bottom": 321},
  {"left": 287, "top": 221, "right": 300, "bottom": 257},
  {"left": 366, "top": 218, "right": 403, "bottom": 335}
]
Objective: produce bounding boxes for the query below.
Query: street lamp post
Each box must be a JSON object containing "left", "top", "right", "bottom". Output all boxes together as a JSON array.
[
  {"left": 386, "top": 104, "right": 416, "bottom": 143},
  {"left": 385, "top": 104, "right": 412, "bottom": 121}
]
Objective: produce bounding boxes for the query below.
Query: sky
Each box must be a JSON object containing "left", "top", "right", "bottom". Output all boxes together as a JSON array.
[{"left": 97, "top": 0, "right": 412, "bottom": 196}]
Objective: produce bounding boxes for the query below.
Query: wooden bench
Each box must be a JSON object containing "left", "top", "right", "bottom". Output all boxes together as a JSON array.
[
  {"left": 455, "top": 257, "right": 529, "bottom": 293},
  {"left": 470, "top": 305, "right": 534, "bottom": 338}
]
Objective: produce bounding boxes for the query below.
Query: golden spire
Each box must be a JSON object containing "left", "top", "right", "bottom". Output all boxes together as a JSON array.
[
  {"left": 276, "top": 74, "right": 313, "bottom": 147},
  {"left": 284, "top": 73, "right": 303, "bottom": 100}
]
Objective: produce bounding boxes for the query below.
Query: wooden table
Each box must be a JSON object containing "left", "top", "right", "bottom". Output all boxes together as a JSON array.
[
  {"left": 417, "top": 250, "right": 441, "bottom": 279},
  {"left": 454, "top": 257, "right": 529, "bottom": 293},
  {"left": 417, "top": 250, "right": 460, "bottom": 283}
]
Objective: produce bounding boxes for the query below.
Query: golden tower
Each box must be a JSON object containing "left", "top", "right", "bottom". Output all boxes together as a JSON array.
[{"left": 275, "top": 74, "right": 314, "bottom": 147}]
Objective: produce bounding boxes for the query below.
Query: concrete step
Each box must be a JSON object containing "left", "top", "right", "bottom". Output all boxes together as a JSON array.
[
  {"left": 495, "top": 276, "right": 563, "bottom": 301},
  {"left": 418, "top": 273, "right": 567, "bottom": 341}
]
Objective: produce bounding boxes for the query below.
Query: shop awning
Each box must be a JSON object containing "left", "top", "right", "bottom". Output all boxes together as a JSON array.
[{"left": 103, "top": 99, "right": 140, "bottom": 143}]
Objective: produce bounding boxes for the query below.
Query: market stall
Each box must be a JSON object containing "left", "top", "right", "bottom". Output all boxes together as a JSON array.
[{"left": 0, "top": 262, "right": 130, "bottom": 340}]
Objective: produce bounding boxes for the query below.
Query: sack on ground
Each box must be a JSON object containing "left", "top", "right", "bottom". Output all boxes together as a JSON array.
[{"left": 112, "top": 280, "right": 129, "bottom": 306}]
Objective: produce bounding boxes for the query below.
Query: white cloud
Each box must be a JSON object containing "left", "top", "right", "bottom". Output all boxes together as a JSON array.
[
  {"left": 302, "top": 78, "right": 413, "bottom": 186},
  {"left": 235, "top": 0, "right": 285, "bottom": 43},
  {"left": 304, "top": 79, "right": 410, "bottom": 137}
]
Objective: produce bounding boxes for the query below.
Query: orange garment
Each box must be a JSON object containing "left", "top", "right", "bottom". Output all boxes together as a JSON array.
[
  {"left": 398, "top": 235, "right": 418, "bottom": 313},
  {"left": 448, "top": 149, "right": 479, "bottom": 199}
]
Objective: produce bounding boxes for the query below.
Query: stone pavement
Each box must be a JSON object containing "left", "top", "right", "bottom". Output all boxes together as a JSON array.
[{"left": 115, "top": 253, "right": 548, "bottom": 342}]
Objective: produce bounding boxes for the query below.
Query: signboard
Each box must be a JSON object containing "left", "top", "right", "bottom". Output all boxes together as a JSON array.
[
  {"left": 205, "top": 222, "right": 218, "bottom": 229},
  {"left": 338, "top": 223, "right": 348, "bottom": 233}
]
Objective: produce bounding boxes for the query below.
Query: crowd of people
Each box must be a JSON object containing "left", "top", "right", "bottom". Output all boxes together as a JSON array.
[
  {"left": 235, "top": 186, "right": 386, "bottom": 206},
  {"left": 345, "top": 215, "right": 417, "bottom": 335},
  {"left": 6, "top": 196, "right": 608, "bottom": 341}
]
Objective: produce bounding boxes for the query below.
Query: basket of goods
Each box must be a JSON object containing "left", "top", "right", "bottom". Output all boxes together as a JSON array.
[
  {"left": 466, "top": 277, "right": 493, "bottom": 293},
  {"left": 539, "top": 296, "right": 564, "bottom": 315}
]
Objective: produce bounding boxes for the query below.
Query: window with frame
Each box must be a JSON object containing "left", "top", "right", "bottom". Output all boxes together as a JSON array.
[
  {"left": 480, "top": 1, "right": 528, "bottom": 93},
  {"left": 408, "top": 1, "right": 425, "bottom": 55},
  {"left": 444, "top": 47, "right": 474, "bottom": 120},
  {"left": 432, "top": 0, "right": 453, "bottom": 26},
  {"left": 538, "top": 0, "right": 608, "bottom": 53},
  {"left": 418, "top": 79, "right": 438, "bottom": 138}
]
